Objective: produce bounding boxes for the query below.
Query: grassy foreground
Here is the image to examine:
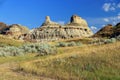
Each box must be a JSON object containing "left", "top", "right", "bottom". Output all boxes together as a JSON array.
[{"left": 19, "top": 42, "right": 120, "bottom": 80}]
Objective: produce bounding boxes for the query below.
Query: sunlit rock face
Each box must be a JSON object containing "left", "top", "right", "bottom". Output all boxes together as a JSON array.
[
  {"left": 3, "top": 24, "right": 29, "bottom": 39},
  {"left": 67, "top": 15, "right": 88, "bottom": 27},
  {"left": 25, "top": 15, "right": 93, "bottom": 42},
  {"left": 41, "top": 16, "right": 60, "bottom": 27}
]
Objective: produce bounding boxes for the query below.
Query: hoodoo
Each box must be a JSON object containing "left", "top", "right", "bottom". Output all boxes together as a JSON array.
[{"left": 41, "top": 16, "right": 60, "bottom": 27}]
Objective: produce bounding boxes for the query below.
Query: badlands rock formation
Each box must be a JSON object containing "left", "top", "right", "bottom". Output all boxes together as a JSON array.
[
  {"left": 93, "top": 23, "right": 120, "bottom": 38},
  {"left": 0, "top": 22, "right": 9, "bottom": 34},
  {"left": 113, "top": 22, "right": 120, "bottom": 37},
  {"left": 25, "top": 15, "right": 93, "bottom": 42},
  {"left": 2, "top": 24, "right": 29, "bottom": 39},
  {"left": 93, "top": 24, "right": 113, "bottom": 38}
]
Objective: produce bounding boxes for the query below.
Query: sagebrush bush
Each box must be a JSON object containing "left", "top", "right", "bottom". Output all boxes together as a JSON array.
[
  {"left": 36, "top": 43, "right": 57, "bottom": 56},
  {"left": 0, "top": 46, "right": 24, "bottom": 57},
  {"left": 57, "top": 41, "right": 82, "bottom": 47},
  {"left": 117, "top": 35, "right": 120, "bottom": 41},
  {"left": 67, "top": 41, "right": 76, "bottom": 47},
  {"left": 57, "top": 42, "right": 68, "bottom": 47},
  {"left": 76, "top": 41, "right": 83, "bottom": 46},
  {"left": 104, "top": 38, "right": 116, "bottom": 44},
  {"left": 0, "top": 43, "right": 57, "bottom": 57},
  {"left": 111, "top": 38, "right": 116, "bottom": 43}
]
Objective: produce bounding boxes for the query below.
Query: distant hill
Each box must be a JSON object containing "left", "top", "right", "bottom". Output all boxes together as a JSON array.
[
  {"left": 93, "top": 22, "right": 120, "bottom": 38},
  {"left": 93, "top": 24, "right": 113, "bottom": 38}
]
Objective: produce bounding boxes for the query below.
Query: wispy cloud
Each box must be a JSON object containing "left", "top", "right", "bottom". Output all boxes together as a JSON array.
[
  {"left": 86, "top": 13, "right": 120, "bottom": 32},
  {"left": 86, "top": 17, "right": 106, "bottom": 25},
  {"left": 103, "top": 14, "right": 120, "bottom": 25},
  {"left": 88, "top": 15, "right": 120, "bottom": 25},
  {"left": 90, "top": 26, "right": 98, "bottom": 33},
  {"left": 57, "top": 21, "right": 65, "bottom": 25},
  {"left": 103, "top": 18, "right": 110, "bottom": 22},
  {"left": 102, "top": 2, "right": 120, "bottom": 12}
]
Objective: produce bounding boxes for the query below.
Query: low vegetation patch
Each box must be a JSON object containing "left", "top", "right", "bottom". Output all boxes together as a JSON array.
[
  {"left": 56, "top": 41, "right": 82, "bottom": 47},
  {"left": 90, "top": 38, "right": 117, "bottom": 45},
  {"left": 0, "top": 43, "right": 57, "bottom": 57}
]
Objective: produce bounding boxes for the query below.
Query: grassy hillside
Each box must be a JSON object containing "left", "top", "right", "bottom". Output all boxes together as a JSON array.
[
  {"left": 0, "top": 37, "right": 119, "bottom": 80},
  {"left": 19, "top": 42, "right": 120, "bottom": 80},
  {"left": 0, "top": 35, "right": 25, "bottom": 47}
]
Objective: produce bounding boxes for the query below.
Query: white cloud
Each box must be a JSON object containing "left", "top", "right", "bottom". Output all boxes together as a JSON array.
[
  {"left": 110, "top": 6, "right": 116, "bottom": 11},
  {"left": 91, "top": 26, "right": 97, "bottom": 30},
  {"left": 117, "top": 15, "right": 120, "bottom": 19},
  {"left": 57, "top": 21, "right": 65, "bottom": 25},
  {"left": 103, "top": 3, "right": 111, "bottom": 12},
  {"left": 90, "top": 26, "right": 98, "bottom": 31},
  {"left": 113, "top": 21, "right": 116, "bottom": 25},
  {"left": 102, "top": 25, "right": 106, "bottom": 27},
  {"left": 102, "top": 2, "right": 120, "bottom": 12},
  {"left": 86, "top": 14, "right": 120, "bottom": 28},
  {"left": 103, "top": 18, "right": 110, "bottom": 22},
  {"left": 103, "top": 14, "right": 120, "bottom": 25},
  {"left": 86, "top": 18, "right": 106, "bottom": 25},
  {"left": 117, "top": 3, "right": 120, "bottom": 8}
]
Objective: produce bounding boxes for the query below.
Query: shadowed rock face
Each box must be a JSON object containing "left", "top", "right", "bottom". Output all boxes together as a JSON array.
[
  {"left": 93, "top": 24, "right": 114, "bottom": 38},
  {"left": 112, "top": 22, "right": 120, "bottom": 37},
  {"left": 0, "top": 22, "right": 9, "bottom": 34},
  {"left": 25, "top": 15, "right": 93, "bottom": 42},
  {"left": 93, "top": 23, "right": 120, "bottom": 38}
]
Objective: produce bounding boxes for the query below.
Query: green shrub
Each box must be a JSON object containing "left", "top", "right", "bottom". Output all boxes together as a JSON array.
[
  {"left": 0, "top": 46, "right": 24, "bottom": 57},
  {"left": 76, "top": 41, "right": 83, "bottom": 46},
  {"left": 117, "top": 35, "right": 120, "bottom": 41},
  {"left": 111, "top": 38, "right": 116, "bottom": 43},
  {"left": 57, "top": 42, "right": 68, "bottom": 47},
  {"left": 104, "top": 38, "right": 116, "bottom": 44},
  {"left": 37, "top": 43, "right": 57, "bottom": 56},
  {"left": 57, "top": 41, "right": 82, "bottom": 47},
  {"left": 0, "top": 43, "right": 57, "bottom": 57},
  {"left": 67, "top": 41, "right": 76, "bottom": 47}
]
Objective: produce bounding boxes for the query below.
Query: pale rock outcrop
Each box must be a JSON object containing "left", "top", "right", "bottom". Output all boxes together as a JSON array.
[
  {"left": 67, "top": 15, "right": 88, "bottom": 27},
  {"left": 25, "top": 15, "right": 93, "bottom": 42},
  {"left": 4, "top": 24, "right": 29, "bottom": 39},
  {"left": 41, "top": 16, "right": 60, "bottom": 27}
]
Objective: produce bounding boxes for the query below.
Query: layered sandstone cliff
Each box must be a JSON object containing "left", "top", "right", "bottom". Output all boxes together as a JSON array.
[{"left": 25, "top": 15, "right": 93, "bottom": 42}]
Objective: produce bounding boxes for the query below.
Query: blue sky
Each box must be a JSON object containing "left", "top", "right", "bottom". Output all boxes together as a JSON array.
[{"left": 0, "top": 0, "right": 120, "bottom": 32}]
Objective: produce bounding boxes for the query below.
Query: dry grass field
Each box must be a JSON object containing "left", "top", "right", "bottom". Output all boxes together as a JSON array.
[
  {"left": 0, "top": 36, "right": 119, "bottom": 80},
  {"left": 18, "top": 42, "right": 120, "bottom": 80}
]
